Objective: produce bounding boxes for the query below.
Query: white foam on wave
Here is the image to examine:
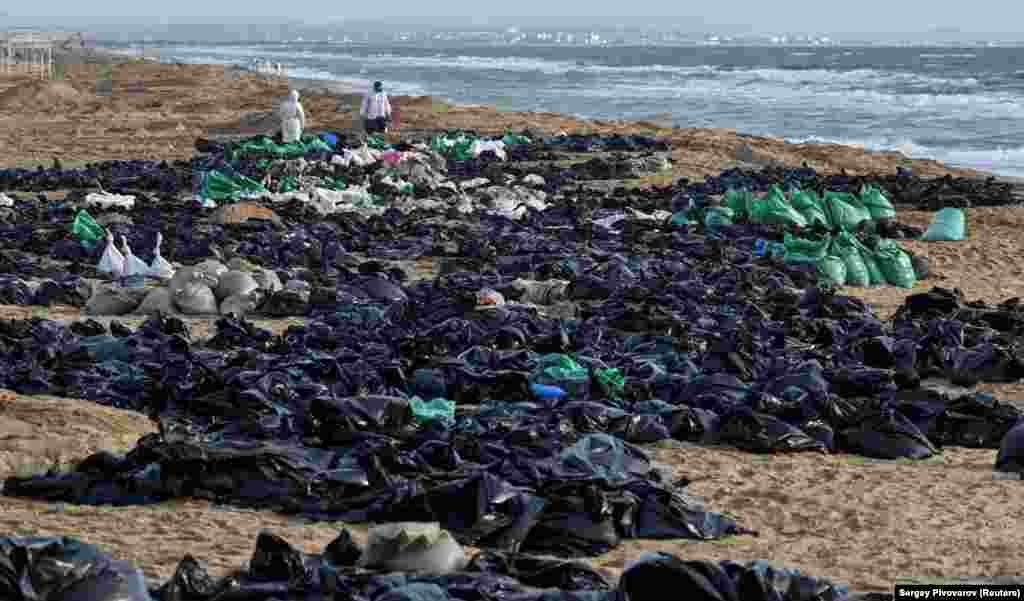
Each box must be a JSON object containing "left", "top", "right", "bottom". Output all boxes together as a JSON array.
[
  {"left": 573, "top": 72, "right": 1016, "bottom": 120},
  {"left": 919, "top": 53, "right": 977, "bottom": 59},
  {"left": 785, "top": 135, "right": 1024, "bottom": 177},
  {"left": 157, "top": 52, "right": 426, "bottom": 95},
  {"left": 283, "top": 66, "right": 427, "bottom": 95},
  {"left": 721, "top": 67, "right": 981, "bottom": 93},
  {"left": 161, "top": 44, "right": 580, "bottom": 74}
]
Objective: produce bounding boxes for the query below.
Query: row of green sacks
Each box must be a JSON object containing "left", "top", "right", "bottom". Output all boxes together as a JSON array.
[
  {"left": 225, "top": 135, "right": 335, "bottom": 161},
  {"left": 197, "top": 170, "right": 349, "bottom": 202},
  {"left": 778, "top": 231, "right": 917, "bottom": 288},
  {"left": 704, "top": 185, "right": 964, "bottom": 242},
  {"left": 723, "top": 184, "right": 896, "bottom": 231},
  {"left": 806, "top": 210, "right": 966, "bottom": 287}
]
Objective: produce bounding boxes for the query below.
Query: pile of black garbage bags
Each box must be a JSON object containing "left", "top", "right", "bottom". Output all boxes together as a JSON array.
[
  {"left": 1, "top": 130, "right": 1023, "bottom": 601},
  {"left": 0, "top": 529, "right": 876, "bottom": 601},
  {"left": 5, "top": 277, "right": 1024, "bottom": 556}
]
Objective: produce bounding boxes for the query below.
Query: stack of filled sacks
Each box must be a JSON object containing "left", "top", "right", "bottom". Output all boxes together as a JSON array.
[
  {"left": 714, "top": 184, "right": 921, "bottom": 289},
  {"left": 86, "top": 258, "right": 285, "bottom": 317}
]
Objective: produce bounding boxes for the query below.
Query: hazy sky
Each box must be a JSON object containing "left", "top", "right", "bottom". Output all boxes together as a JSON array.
[{"left": 1, "top": 2, "right": 1017, "bottom": 34}]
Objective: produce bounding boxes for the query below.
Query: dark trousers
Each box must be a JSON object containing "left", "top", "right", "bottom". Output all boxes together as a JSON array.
[{"left": 364, "top": 117, "right": 387, "bottom": 133}]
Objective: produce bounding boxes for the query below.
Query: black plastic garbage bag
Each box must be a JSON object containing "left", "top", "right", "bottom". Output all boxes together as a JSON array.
[
  {"left": 0, "top": 535, "right": 152, "bottom": 601},
  {"left": 676, "top": 374, "right": 752, "bottom": 409},
  {"left": 624, "top": 480, "right": 748, "bottom": 541},
  {"left": 618, "top": 553, "right": 850, "bottom": 601},
  {"left": 323, "top": 528, "right": 363, "bottom": 567},
  {"left": 668, "top": 406, "right": 720, "bottom": 444},
  {"left": 724, "top": 559, "right": 851, "bottom": 601},
  {"left": 618, "top": 553, "right": 736, "bottom": 601},
  {"left": 838, "top": 410, "right": 939, "bottom": 460},
  {"left": 423, "top": 473, "right": 547, "bottom": 551},
  {"left": 69, "top": 319, "right": 109, "bottom": 337},
  {"left": 717, "top": 408, "right": 826, "bottom": 454},
  {"left": 33, "top": 278, "right": 91, "bottom": 307},
  {"left": 373, "top": 582, "right": 450, "bottom": 601},
  {"left": 155, "top": 555, "right": 224, "bottom": 601},
  {"left": 520, "top": 482, "right": 622, "bottom": 557},
  {"left": 898, "top": 390, "right": 1022, "bottom": 450},
  {"left": 249, "top": 531, "right": 311, "bottom": 585},
  {"left": 799, "top": 419, "right": 836, "bottom": 452},
  {"left": 155, "top": 530, "right": 319, "bottom": 600},
  {"left": 856, "top": 337, "right": 918, "bottom": 387},
  {"left": 898, "top": 287, "right": 962, "bottom": 319},
  {"left": 940, "top": 393, "right": 1023, "bottom": 448},
  {"left": 362, "top": 275, "right": 409, "bottom": 302},
  {"left": 948, "top": 344, "right": 1024, "bottom": 387},
  {"left": 311, "top": 395, "right": 415, "bottom": 444},
  {"left": 995, "top": 420, "right": 1024, "bottom": 474},
  {"left": 0, "top": 278, "right": 32, "bottom": 305},
  {"left": 260, "top": 287, "right": 310, "bottom": 317},
  {"left": 466, "top": 551, "right": 612, "bottom": 591},
  {"left": 556, "top": 434, "right": 653, "bottom": 484},
  {"left": 826, "top": 367, "right": 896, "bottom": 400}
]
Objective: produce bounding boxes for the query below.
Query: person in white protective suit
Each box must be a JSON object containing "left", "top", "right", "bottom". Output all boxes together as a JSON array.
[{"left": 279, "top": 90, "right": 306, "bottom": 144}]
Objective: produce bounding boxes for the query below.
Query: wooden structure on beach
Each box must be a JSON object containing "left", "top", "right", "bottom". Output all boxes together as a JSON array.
[{"left": 0, "top": 31, "right": 72, "bottom": 79}]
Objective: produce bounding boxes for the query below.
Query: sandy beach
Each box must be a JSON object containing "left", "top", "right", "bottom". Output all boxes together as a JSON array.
[{"left": 2, "top": 49, "right": 1024, "bottom": 594}]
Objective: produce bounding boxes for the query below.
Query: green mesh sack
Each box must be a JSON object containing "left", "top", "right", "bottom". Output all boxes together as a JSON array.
[
  {"left": 831, "top": 231, "right": 870, "bottom": 287},
  {"left": 430, "top": 132, "right": 475, "bottom": 160},
  {"left": 201, "top": 170, "right": 268, "bottom": 201},
  {"left": 409, "top": 397, "right": 455, "bottom": 427},
  {"left": 860, "top": 184, "right": 896, "bottom": 221},
  {"left": 366, "top": 134, "right": 388, "bottom": 150},
  {"left": 71, "top": 209, "right": 105, "bottom": 248},
  {"left": 669, "top": 212, "right": 693, "bottom": 226},
  {"left": 277, "top": 175, "right": 298, "bottom": 193},
  {"left": 790, "top": 189, "right": 830, "bottom": 228},
  {"left": 749, "top": 185, "right": 808, "bottom": 227},
  {"left": 783, "top": 231, "right": 832, "bottom": 263},
  {"left": 817, "top": 255, "right": 848, "bottom": 286},
  {"left": 853, "top": 237, "right": 887, "bottom": 286},
  {"left": 501, "top": 133, "right": 531, "bottom": 145},
  {"left": 724, "top": 188, "right": 754, "bottom": 219},
  {"left": 593, "top": 367, "right": 625, "bottom": 400},
  {"left": 823, "top": 191, "right": 872, "bottom": 231},
  {"left": 874, "top": 239, "right": 917, "bottom": 288}
]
